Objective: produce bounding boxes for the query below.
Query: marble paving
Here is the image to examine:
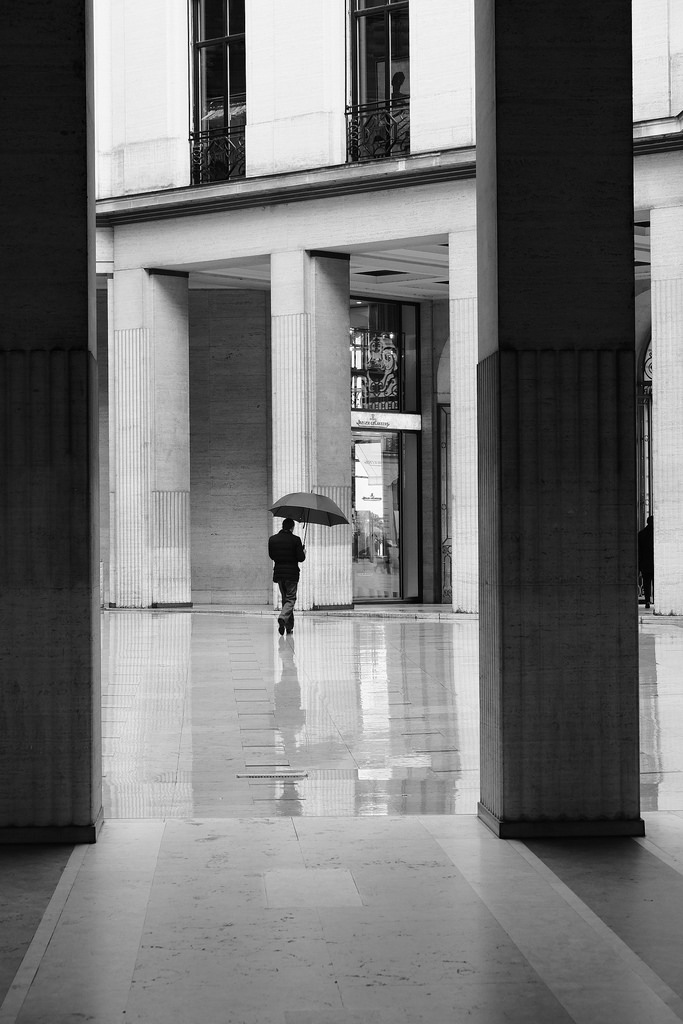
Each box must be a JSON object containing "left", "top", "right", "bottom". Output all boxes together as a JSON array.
[{"left": 1, "top": 609, "right": 683, "bottom": 1023}]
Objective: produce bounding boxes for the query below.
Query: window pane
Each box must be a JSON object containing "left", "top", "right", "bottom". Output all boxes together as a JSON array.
[
  {"left": 401, "top": 432, "right": 420, "bottom": 599},
  {"left": 401, "top": 304, "right": 418, "bottom": 411},
  {"left": 227, "top": 38, "right": 246, "bottom": 125},
  {"left": 389, "top": 10, "right": 410, "bottom": 100},
  {"left": 352, "top": 433, "right": 401, "bottom": 600},
  {"left": 369, "top": 302, "right": 398, "bottom": 334},
  {"left": 356, "top": 13, "right": 386, "bottom": 104},
  {"left": 198, "top": 44, "right": 225, "bottom": 127},
  {"left": 228, "top": 0, "right": 245, "bottom": 34},
  {"left": 197, "top": 0, "right": 224, "bottom": 41}
]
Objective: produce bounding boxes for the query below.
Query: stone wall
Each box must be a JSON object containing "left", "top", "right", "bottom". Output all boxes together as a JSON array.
[{"left": 189, "top": 290, "right": 271, "bottom": 605}]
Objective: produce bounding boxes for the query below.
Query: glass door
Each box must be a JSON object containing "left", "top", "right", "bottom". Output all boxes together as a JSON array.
[{"left": 351, "top": 431, "right": 419, "bottom": 601}]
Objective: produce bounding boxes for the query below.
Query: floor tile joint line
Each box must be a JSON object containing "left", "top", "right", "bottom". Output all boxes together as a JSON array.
[
  {"left": 509, "top": 839, "right": 683, "bottom": 1021},
  {"left": 634, "top": 835, "right": 683, "bottom": 877},
  {"left": 0, "top": 843, "right": 89, "bottom": 1024}
]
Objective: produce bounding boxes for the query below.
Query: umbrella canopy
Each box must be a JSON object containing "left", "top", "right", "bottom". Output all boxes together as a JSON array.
[{"left": 269, "top": 491, "right": 349, "bottom": 527}]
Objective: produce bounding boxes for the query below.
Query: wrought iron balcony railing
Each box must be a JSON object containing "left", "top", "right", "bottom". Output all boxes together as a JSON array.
[
  {"left": 190, "top": 125, "right": 246, "bottom": 185},
  {"left": 346, "top": 100, "right": 410, "bottom": 163}
]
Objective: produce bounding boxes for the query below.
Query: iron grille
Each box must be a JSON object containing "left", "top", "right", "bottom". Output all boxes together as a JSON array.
[
  {"left": 346, "top": 101, "right": 410, "bottom": 163},
  {"left": 190, "top": 125, "right": 246, "bottom": 184},
  {"left": 350, "top": 328, "right": 400, "bottom": 410}
]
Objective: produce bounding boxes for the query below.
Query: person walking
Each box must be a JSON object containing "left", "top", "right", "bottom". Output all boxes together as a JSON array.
[
  {"left": 638, "top": 514, "right": 654, "bottom": 609},
  {"left": 268, "top": 518, "right": 306, "bottom": 635}
]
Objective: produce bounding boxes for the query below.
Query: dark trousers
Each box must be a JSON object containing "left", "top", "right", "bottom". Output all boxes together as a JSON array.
[
  {"left": 642, "top": 572, "right": 653, "bottom": 606},
  {"left": 278, "top": 580, "right": 298, "bottom": 631}
]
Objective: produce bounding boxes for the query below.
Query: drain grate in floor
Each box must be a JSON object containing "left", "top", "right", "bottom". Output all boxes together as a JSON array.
[{"left": 237, "top": 771, "right": 309, "bottom": 780}]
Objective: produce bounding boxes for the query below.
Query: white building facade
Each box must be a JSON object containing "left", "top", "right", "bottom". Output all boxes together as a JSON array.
[{"left": 95, "top": 0, "right": 683, "bottom": 612}]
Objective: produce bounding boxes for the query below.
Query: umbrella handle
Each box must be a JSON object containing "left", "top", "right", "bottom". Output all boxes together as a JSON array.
[{"left": 302, "top": 518, "right": 309, "bottom": 549}]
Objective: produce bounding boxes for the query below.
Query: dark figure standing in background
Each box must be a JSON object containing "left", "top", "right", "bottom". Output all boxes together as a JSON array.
[
  {"left": 638, "top": 515, "right": 654, "bottom": 609},
  {"left": 268, "top": 518, "right": 306, "bottom": 635}
]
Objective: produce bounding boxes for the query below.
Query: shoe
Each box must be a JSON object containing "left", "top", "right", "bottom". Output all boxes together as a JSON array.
[
  {"left": 286, "top": 628, "right": 294, "bottom": 635},
  {"left": 278, "top": 620, "right": 285, "bottom": 635},
  {"left": 645, "top": 603, "right": 650, "bottom": 609}
]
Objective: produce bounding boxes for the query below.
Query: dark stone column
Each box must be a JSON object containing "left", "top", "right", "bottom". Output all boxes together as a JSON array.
[
  {"left": 0, "top": 0, "right": 101, "bottom": 841},
  {"left": 475, "top": 1, "right": 643, "bottom": 837}
]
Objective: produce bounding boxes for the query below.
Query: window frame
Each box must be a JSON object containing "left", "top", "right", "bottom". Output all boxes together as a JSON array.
[
  {"left": 191, "top": 0, "right": 246, "bottom": 136},
  {"left": 349, "top": 297, "right": 420, "bottom": 415},
  {"left": 350, "top": 0, "right": 409, "bottom": 110}
]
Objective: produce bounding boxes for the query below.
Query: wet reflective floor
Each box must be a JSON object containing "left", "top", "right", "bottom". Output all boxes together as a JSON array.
[
  {"left": 4, "top": 610, "right": 683, "bottom": 1024},
  {"left": 101, "top": 609, "right": 683, "bottom": 819}
]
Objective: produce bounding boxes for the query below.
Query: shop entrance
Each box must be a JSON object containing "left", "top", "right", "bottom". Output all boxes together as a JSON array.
[
  {"left": 352, "top": 430, "right": 419, "bottom": 601},
  {"left": 349, "top": 297, "right": 420, "bottom": 602}
]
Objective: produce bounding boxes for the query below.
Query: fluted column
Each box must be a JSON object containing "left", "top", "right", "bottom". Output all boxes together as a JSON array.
[
  {"left": 271, "top": 311, "right": 313, "bottom": 499},
  {"left": 475, "top": 0, "right": 641, "bottom": 837},
  {"left": 651, "top": 207, "right": 683, "bottom": 614},
  {"left": 111, "top": 327, "right": 153, "bottom": 606},
  {"left": 270, "top": 250, "right": 352, "bottom": 611},
  {"left": 271, "top": 306, "right": 314, "bottom": 608},
  {"left": 109, "top": 269, "right": 191, "bottom": 607},
  {"left": 307, "top": 484, "right": 353, "bottom": 608},
  {"left": 0, "top": 0, "right": 101, "bottom": 841},
  {"left": 449, "top": 228, "right": 478, "bottom": 613}
]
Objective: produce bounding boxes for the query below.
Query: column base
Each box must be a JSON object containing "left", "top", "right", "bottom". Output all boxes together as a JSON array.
[
  {"left": 478, "top": 803, "right": 645, "bottom": 839},
  {"left": 312, "top": 604, "right": 354, "bottom": 610},
  {"left": 0, "top": 808, "right": 104, "bottom": 845}
]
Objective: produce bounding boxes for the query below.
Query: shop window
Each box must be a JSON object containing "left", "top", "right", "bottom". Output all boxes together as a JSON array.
[
  {"left": 349, "top": 300, "right": 419, "bottom": 413},
  {"left": 191, "top": 0, "right": 246, "bottom": 184},
  {"left": 347, "top": 0, "right": 410, "bottom": 162}
]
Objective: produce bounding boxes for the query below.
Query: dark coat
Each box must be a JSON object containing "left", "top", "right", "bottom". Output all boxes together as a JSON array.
[
  {"left": 268, "top": 529, "right": 305, "bottom": 582},
  {"left": 638, "top": 521, "right": 654, "bottom": 575}
]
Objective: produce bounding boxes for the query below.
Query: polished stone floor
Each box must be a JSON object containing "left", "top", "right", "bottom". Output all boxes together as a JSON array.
[{"left": 2, "top": 609, "right": 683, "bottom": 1024}]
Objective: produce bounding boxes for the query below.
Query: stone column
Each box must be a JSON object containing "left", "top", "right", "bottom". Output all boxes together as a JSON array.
[
  {"left": 449, "top": 227, "right": 478, "bottom": 613},
  {"left": 109, "top": 269, "right": 191, "bottom": 607},
  {"left": 475, "top": 0, "right": 642, "bottom": 837},
  {"left": 270, "top": 250, "right": 352, "bottom": 611},
  {"left": 651, "top": 206, "right": 683, "bottom": 615},
  {"left": 0, "top": 0, "right": 101, "bottom": 841}
]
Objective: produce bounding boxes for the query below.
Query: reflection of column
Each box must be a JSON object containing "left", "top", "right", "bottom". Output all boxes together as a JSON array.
[
  {"left": 271, "top": 251, "right": 352, "bottom": 610},
  {"left": 651, "top": 207, "right": 683, "bottom": 614},
  {"left": 638, "top": 629, "right": 659, "bottom": 811},
  {"left": 475, "top": 0, "right": 641, "bottom": 836},
  {"left": 650, "top": 632, "right": 682, "bottom": 810},
  {"left": 449, "top": 225, "right": 478, "bottom": 613},
  {"left": 452, "top": 619, "right": 480, "bottom": 813},
  {"left": 287, "top": 619, "right": 359, "bottom": 814},
  {"left": 110, "top": 270, "right": 191, "bottom": 607},
  {"left": 104, "top": 611, "right": 192, "bottom": 818}
]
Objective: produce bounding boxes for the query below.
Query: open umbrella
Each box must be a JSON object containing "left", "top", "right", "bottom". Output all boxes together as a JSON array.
[{"left": 269, "top": 491, "right": 349, "bottom": 545}]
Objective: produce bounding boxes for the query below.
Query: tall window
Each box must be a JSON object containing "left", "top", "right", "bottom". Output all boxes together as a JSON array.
[
  {"left": 191, "top": 0, "right": 246, "bottom": 184},
  {"left": 349, "top": 300, "right": 418, "bottom": 412},
  {"left": 347, "top": 0, "right": 410, "bottom": 162}
]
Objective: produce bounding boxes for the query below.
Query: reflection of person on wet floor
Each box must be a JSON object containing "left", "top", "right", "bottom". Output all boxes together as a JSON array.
[
  {"left": 273, "top": 641, "right": 305, "bottom": 815},
  {"left": 268, "top": 517, "right": 305, "bottom": 635},
  {"left": 638, "top": 515, "right": 654, "bottom": 608},
  {"left": 275, "top": 641, "right": 306, "bottom": 748}
]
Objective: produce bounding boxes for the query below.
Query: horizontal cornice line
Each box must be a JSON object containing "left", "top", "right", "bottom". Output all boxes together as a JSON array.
[
  {"left": 633, "top": 133, "right": 683, "bottom": 155},
  {"left": 96, "top": 133, "right": 682, "bottom": 227},
  {"left": 96, "top": 161, "right": 476, "bottom": 226}
]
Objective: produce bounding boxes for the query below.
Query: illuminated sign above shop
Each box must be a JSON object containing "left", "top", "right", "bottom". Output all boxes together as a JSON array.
[{"left": 351, "top": 412, "right": 422, "bottom": 431}]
